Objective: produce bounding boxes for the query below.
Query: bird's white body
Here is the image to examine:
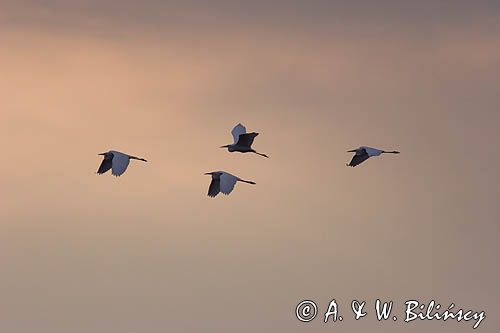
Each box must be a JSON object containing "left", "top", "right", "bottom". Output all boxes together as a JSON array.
[
  {"left": 205, "top": 171, "right": 256, "bottom": 197},
  {"left": 221, "top": 123, "right": 269, "bottom": 158},
  {"left": 96, "top": 150, "right": 147, "bottom": 177},
  {"left": 347, "top": 146, "right": 400, "bottom": 167}
]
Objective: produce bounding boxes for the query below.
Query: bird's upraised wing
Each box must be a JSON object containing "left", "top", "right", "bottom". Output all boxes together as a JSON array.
[
  {"left": 236, "top": 132, "right": 258, "bottom": 148},
  {"left": 97, "top": 156, "right": 112, "bottom": 174},
  {"left": 111, "top": 151, "right": 130, "bottom": 176},
  {"left": 231, "top": 123, "right": 246, "bottom": 144},
  {"left": 207, "top": 178, "right": 221, "bottom": 197},
  {"left": 219, "top": 172, "right": 238, "bottom": 195},
  {"left": 348, "top": 148, "right": 369, "bottom": 167}
]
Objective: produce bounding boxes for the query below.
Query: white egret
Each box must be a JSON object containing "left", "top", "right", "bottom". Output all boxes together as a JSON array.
[
  {"left": 204, "top": 171, "right": 256, "bottom": 197},
  {"left": 220, "top": 123, "right": 269, "bottom": 158},
  {"left": 347, "top": 146, "right": 400, "bottom": 167},
  {"left": 96, "top": 150, "right": 147, "bottom": 176}
]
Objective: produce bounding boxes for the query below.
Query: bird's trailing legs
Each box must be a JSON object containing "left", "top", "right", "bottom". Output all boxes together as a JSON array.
[
  {"left": 129, "top": 155, "right": 148, "bottom": 162},
  {"left": 238, "top": 178, "right": 256, "bottom": 185},
  {"left": 251, "top": 150, "right": 269, "bottom": 158}
]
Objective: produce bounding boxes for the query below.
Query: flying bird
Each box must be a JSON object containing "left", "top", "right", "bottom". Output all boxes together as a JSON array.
[
  {"left": 204, "top": 171, "right": 256, "bottom": 197},
  {"left": 96, "top": 150, "right": 147, "bottom": 176},
  {"left": 347, "top": 146, "right": 400, "bottom": 167},
  {"left": 220, "top": 123, "right": 269, "bottom": 158}
]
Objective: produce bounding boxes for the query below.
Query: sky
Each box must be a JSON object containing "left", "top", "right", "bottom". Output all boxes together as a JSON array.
[{"left": 1, "top": 1, "right": 499, "bottom": 332}]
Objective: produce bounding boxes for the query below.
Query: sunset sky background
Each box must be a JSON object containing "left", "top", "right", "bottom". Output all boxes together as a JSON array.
[{"left": 1, "top": 1, "right": 499, "bottom": 332}]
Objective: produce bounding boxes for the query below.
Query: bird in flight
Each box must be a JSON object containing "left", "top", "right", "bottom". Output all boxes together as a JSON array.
[
  {"left": 347, "top": 146, "right": 400, "bottom": 167},
  {"left": 220, "top": 123, "right": 269, "bottom": 158},
  {"left": 204, "top": 171, "right": 256, "bottom": 197},
  {"left": 96, "top": 150, "right": 147, "bottom": 176}
]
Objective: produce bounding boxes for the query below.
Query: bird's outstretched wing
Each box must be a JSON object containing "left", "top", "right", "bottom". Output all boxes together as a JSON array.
[
  {"left": 219, "top": 172, "right": 238, "bottom": 195},
  {"left": 236, "top": 132, "right": 258, "bottom": 148},
  {"left": 111, "top": 151, "right": 130, "bottom": 176},
  {"left": 97, "top": 157, "right": 112, "bottom": 174},
  {"left": 231, "top": 123, "right": 246, "bottom": 144},
  {"left": 207, "top": 178, "right": 221, "bottom": 197},
  {"left": 348, "top": 148, "right": 369, "bottom": 167}
]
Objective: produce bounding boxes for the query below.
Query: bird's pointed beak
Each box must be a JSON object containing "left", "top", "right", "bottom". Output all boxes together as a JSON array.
[
  {"left": 220, "top": 145, "right": 229, "bottom": 148},
  {"left": 98, "top": 152, "right": 106, "bottom": 156},
  {"left": 347, "top": 149, "right": 357, "bottom": 152},
  {"left": 204, "top": 172, "right": 212, "bottom": 175}
]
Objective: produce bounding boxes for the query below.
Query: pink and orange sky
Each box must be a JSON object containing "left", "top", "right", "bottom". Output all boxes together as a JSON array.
[{"left": 1, "top": 1, "right": 499, "bottom": 332}]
